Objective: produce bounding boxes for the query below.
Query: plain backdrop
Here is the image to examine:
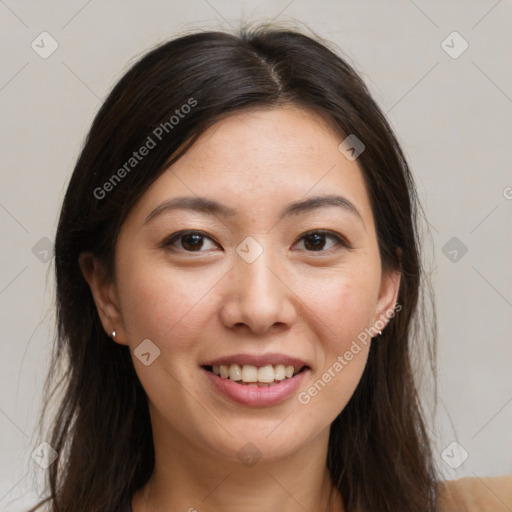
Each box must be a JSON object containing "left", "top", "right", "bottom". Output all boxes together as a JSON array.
[{"left": 1, "top": 0, "right": 511, "bottom": 509}]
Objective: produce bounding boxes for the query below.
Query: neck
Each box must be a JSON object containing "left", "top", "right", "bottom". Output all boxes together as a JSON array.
[{"left": 132, "top": 413, "right": 344, "bottom": 512}]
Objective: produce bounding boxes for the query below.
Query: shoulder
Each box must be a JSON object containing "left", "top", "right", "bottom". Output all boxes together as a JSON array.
[{"left": 437, "top": 475, "right": 512, "bottom": 512}]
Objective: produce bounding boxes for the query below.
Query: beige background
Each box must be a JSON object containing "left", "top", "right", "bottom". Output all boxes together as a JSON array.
[{"left": 1, "top": 0, "right": 511, "bottom": 509}]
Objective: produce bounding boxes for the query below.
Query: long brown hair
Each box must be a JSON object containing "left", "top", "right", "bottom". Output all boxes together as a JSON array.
[{"left": 32, "top": 23, "right": 439, "bottom": 512}]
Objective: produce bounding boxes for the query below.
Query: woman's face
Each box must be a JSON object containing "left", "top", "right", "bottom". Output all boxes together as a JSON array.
[{"left": 88, "top": 106, "right": 400, "bottom": 463}]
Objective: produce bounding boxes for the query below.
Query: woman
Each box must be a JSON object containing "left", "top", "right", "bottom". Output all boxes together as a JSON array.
[{"left": 31, "top": 24, "right": 511, "bottom": 512}]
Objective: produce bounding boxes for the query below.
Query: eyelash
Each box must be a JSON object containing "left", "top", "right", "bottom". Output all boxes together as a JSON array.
[{"left": 161, "top": 229, "right": 350, "bottom": 255}]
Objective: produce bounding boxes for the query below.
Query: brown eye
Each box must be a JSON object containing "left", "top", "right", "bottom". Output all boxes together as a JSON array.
[
  {"left": 294, "top": 231, "right": 347, "bottom": 252},
  {"left": 162, "top": 231, "right": 219, "bottom": 252},
  {"left": 180, "top": 233, "right": 205, "bottom": 251}
]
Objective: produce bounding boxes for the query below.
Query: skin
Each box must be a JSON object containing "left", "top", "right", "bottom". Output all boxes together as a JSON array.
[{"left": 80, "top": 106, "right": 401, "bottom": 512}]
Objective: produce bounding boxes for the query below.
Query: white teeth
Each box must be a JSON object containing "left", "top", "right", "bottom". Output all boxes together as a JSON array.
[
  {"left": 274, "top": 364, "right": 286, "bottom": 381},
  {"left": 241, "top": 365, "right": 258, "bottom": 383},
  {"left": 257, "top": 365, "right": 275, "bottom": 383},
  {"left": 229, "top": 364, "right": 242, "bottom": 381},
  {"left": 211, "top": 363, "right": 303, "bottom": 383}
]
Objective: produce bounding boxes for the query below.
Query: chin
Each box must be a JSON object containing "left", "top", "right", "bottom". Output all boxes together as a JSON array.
[{"left": 195, "top": 416, "right": 317, "bottom": 463}]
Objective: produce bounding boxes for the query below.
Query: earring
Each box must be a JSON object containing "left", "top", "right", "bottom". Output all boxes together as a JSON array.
[
  {"left": 111, "top": 330, "right": 116, "bottom": 339},
  {"left": 378, "top": 330, "right": 382, "bottom": 336}
]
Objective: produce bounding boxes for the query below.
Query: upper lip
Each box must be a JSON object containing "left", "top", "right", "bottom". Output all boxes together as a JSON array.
[{"left": 201, "top": 353, "right": 309, "bottom": 369}]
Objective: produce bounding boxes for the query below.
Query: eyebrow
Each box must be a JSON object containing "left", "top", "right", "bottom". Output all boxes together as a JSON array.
[{"left": 144, "top": 194, "right": 364, "bottom": 225}]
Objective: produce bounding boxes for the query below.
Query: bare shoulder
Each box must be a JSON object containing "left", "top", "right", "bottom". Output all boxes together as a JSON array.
[{"left": 437, "top": 475, "right": 512, "bottom": 512}]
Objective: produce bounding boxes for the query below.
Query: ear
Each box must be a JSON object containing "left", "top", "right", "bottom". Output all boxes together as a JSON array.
[
  {"left": 78, "top": 252, "right": 128, "bottom": 346},
  {"left": 371, "top": 259, "right": 402, "bottom": 335}
]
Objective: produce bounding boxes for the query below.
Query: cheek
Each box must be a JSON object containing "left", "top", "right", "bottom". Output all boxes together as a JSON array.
[
  {"left": 301, "top": 262, "right": 381, "bottom": 349},
  {"left": 116, "top": 252, "right": 221, "bottom": 351},
  {"left": 294, "top": 266, "right": 378, "bottom": 419},
  {"left": 298, "top": 344, "right": 370, "bottom": 429},
  {"left": 298, "top": 281, "right": 373, "bottom": 426}
]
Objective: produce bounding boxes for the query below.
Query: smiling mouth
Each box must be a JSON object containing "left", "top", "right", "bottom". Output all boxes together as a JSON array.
[{"left": 202, "top": 363, "right": 309, "bottom": 387}]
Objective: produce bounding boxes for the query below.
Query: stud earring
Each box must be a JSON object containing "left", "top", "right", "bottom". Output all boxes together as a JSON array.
[{"left": 111, "top": 330, "right": 116, "bottom": 339}]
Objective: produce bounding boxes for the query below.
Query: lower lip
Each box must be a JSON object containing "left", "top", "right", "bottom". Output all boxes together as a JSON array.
[{"left": 202, "top": 367, "right": 308, "bottom": 407}]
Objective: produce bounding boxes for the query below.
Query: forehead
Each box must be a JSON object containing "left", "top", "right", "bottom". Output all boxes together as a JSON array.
[
  {"left": 129, "top": 107, "right": 374, "bottom": 225},
  {"left": 180, "top": 107, "right": 346, "bottom": 183}
]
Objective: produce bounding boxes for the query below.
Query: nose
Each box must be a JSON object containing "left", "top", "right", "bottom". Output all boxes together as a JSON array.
[{"left": 219, "top": 241, "right": 298, "bottom": 335}]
